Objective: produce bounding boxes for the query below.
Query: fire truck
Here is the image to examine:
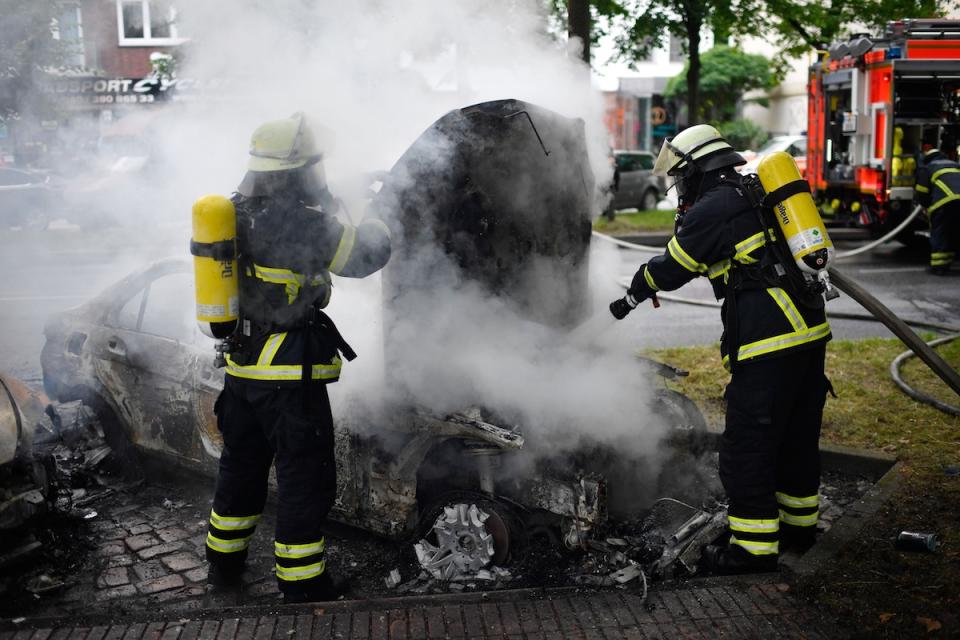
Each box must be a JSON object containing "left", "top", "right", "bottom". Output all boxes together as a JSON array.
[{"left": 807, "top": 19, "right": 960, "bottom": 242}]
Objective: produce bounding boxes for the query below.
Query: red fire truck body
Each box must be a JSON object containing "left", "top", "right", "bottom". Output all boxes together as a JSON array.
[{"left": 807, "top": 19, "right": 960, "bottom": 240}]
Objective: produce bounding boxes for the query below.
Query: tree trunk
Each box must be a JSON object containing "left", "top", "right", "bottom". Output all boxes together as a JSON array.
[
  {"left": 685, "top": 17, "right": 702, "bottom": 128},
  {"left": 568, "top": 0, "right": 591, "bottom": 65}
]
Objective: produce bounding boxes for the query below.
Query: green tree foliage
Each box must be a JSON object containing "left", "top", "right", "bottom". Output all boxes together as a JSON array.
[
  {"left": 718, "top": 118, "right": 768, "bottom": 150},
  {"left": 549, "top": 0, "right": 755, "bottom": 126},
  {"left": 664, "top": 46, "right": 775, "bottom": 121},
  {"left": 0, "top": 0, "right": 66, "bottom": 120},
  {"left": 550, "top": 0, "right": 952, "bottom": 128},
  {"left": 740, "top": 0, "right": 946, "bottom": 62}
]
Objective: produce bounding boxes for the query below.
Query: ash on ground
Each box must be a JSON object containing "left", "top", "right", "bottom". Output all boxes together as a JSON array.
[{"left": 1, "top": 426, "right": 875, "bottom": 620}]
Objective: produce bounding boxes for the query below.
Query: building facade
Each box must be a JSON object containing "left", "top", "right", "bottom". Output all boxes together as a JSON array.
[{"left": 1, "top": 0, "right": 184, "bottom": 166}]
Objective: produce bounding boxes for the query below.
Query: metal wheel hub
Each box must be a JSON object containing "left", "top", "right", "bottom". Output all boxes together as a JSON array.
[{"left": 415, "top": 503, "right": 498, "bottom": 581}]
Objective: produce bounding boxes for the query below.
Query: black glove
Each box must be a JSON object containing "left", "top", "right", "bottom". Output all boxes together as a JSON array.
[{"left": 609, "top": 293, "right": 640, "bottom": 320}]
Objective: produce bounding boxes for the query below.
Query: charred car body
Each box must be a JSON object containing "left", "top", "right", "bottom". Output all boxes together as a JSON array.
[{"left": 42, "top": 100, "right": 708, "bottom": 575}]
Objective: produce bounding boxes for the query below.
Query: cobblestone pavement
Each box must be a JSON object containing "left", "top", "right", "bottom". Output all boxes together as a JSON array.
[
  {"left": 0, "top": 471, "right": 855, "bottom": 637},
  {"left": 0, "top": 581, "right": 842, "bottom": 639},
  {"left": 2, "top": 480, "right": 289, "bottom": 619}
]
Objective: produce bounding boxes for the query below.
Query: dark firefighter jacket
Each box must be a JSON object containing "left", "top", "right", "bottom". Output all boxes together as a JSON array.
[
  {"left": 224, "top": 193, "right": 391, "bottom": 384},
  {"left": 915, "top": 149, "right": 960, "bottom": 213},
  {"left": 626, "top": 172, "right": 831, "bottom": 368}
]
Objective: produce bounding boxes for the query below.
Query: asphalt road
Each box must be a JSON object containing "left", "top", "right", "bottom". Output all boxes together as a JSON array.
[
  {"left": 1, "top": 224, "right": 958, "bottom": 386},
  {"left": 612, "top": 236, "right": 960, "bottom": 353},
  {"left": 0, "top": 224, "right": 186, "bottom": 384}
]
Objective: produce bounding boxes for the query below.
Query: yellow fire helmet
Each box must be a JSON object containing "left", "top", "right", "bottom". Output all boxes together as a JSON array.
[
  {"left": 653, "top": 124, "right": 745, "bottom": 177},
  {"left": 246, "top": 112, "right": 334, "bottom": 172}
]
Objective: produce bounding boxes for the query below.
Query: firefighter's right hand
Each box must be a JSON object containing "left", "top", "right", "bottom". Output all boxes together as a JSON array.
[{"left": 609, "top": 293, "right": 639, "bottom": 320}]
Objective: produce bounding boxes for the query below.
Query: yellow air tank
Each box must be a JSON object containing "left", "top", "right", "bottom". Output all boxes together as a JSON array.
[
  {"left": 757, "top": 151, "right": 834, "bottom": 276},
  {"left": 190, "top": 195, "right": 238, "bottom": 339}
]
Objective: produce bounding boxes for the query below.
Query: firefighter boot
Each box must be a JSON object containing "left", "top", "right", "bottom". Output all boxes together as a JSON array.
[
  {"left": 204, "top": 563, "right": 244, "bottom": 607},
  {"left": 780, "top": 525, "right": 816, "bottom": 553},
  {"left": 702, "top": 544, "right": 778, "bottom": 575},
  {"left": 282, "top": 572, "right": 350, "bottom": 604}
]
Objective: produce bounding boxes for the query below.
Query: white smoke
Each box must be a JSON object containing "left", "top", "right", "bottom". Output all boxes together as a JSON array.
[
  {"left": 158, "top": 0, "right": 671, "bottom": 461},
  {"left": 160, "top": 0, "right": 612, "bottom": 213},
  {"left": 22, "top": 1, "right": 679, "bottom": 473}
]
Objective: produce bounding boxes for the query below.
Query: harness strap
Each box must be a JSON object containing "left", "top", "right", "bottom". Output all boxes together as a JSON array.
[
  {"left": 300, "top": 307, "right": 356, "bottom": 411},
  {"left": 761, "top": 180, "right": 810, "bottom": 209},
  {"left": 190, "top": 239, "right": 236, "bottom": 261}
]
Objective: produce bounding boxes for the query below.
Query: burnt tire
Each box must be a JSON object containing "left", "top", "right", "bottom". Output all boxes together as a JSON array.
[
  {"left": 653, "top": 388, "right": 708, "bottom": 432},
  {"left": 85, "top": 396, "right": 145, "bottom": 483}
]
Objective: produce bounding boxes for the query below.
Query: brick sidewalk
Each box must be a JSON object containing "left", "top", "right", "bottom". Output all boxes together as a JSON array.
[{"left": 1, "top": 580, "right": 843, "bottom": 639}]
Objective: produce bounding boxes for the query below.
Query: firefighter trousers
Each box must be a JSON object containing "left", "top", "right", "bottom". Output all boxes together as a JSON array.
[
  {"left": 206, "top": 375, "right": 337, "bottom": 597},
  {"left": 930, "top": 205, "right": 959, "bottom": 270},
  {"left": 719, "top": 345, "right": 830, "bottom": 556}
]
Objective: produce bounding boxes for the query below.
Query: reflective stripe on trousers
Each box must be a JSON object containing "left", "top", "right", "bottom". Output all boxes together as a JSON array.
[
  {"left": 206, "top": 509, "right": 261, "bottom": 555},
  {"left": 777, "top": 491, "right": 819, "bottom": 527},
  {"left": 275, "top": 538, "right": 326, "bottom": 582},
  {"left": 728, "top": 515, "right": 779, "bottom": 556}
]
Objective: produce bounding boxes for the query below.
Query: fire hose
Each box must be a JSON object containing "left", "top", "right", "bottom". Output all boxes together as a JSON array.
[
  {"left": 592, "top": 203, "right": 926, "bottom": 260},
  {"left": 596, "top": 213, "right": 960, "bottom": 414},
  {"left": 891, "top": 334, "right": 960, "bottom": 417}
]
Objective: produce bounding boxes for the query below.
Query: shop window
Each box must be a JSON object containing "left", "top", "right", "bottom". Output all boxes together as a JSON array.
[{"left": 116, "top": 0, "right": 183, "bottom": 46}]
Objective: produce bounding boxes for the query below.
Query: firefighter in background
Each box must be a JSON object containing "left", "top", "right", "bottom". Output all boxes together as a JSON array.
[
  {"left": 915, "top": 131, "right": 960, "bottom": 275},
  {"left": 205, "top": 113, "right": 391, "bottom": 602},
  {"left": 609, "top": 125, "right": 832, "bottom": 574}
]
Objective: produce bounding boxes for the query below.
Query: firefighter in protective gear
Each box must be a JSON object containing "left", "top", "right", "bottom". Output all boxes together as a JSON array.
[
  {"left": 915, "top": 136, "right": 960, "bottom": 275},
  {"left": 204, "top": 112, "right": 391, "bottom": 603},
  {"left": 610, "top": 124, "right": 832, "bottom": 575}
]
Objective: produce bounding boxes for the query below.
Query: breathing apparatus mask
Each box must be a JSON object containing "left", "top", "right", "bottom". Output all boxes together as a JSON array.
[{"left": 237, "top": 112, "right": 337, "bottom": 209}]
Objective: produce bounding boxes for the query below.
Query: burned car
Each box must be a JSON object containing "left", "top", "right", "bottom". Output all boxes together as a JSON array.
[{"left": 41, "top": 100, "right": 710, "bottom": 580}]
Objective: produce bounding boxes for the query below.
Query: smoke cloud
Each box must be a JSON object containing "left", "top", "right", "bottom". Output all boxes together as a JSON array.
[
  {"left": 166, "top": 0, "right": 670, "bottom": 460},
  {"left": 22, "top": 0, "right": 679, "bottom": 484}
]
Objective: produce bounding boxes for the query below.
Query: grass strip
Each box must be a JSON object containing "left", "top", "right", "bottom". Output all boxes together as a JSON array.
[
  {"left": 593, "top": 210, "right": 676, "bottom": 233},
  {"left": 648, "top": 337, "right": 960, "bottom": 637}
]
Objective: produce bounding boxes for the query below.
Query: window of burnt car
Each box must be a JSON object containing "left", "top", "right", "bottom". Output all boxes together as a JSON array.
[
  {"left": 138, "top": 272, "right": 195, "bottom": 342},
  {"left": 115, "top": 288, "right": 146, "bottom": 330},
  {"left": 109, "top": 272, "right": 194, "bottom": 343}
]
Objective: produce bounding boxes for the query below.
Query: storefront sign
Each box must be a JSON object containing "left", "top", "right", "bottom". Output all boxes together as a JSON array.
[{"left": 38, "top": 76, "right": 234, "bottom": 107}]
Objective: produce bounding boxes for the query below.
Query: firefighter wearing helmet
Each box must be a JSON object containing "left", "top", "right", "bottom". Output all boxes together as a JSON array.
[
  {"left": 915, "top": 131, "right": 960, "bottom": 275},
  {"left": 610, "top": 124, "right": 833, "bottom": 574},
  {"left": 203, "top": 113, "right": 391, "bottom": 602}
]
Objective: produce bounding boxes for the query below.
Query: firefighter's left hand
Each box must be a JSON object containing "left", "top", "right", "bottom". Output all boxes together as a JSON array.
[{"left": 609, "top": 293, "right": 639, "bottom": 320}]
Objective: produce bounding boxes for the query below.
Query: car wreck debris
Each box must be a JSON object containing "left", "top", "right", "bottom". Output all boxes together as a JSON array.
[{"left": 1, "top": 371, "right": 126, "bottom": 591}]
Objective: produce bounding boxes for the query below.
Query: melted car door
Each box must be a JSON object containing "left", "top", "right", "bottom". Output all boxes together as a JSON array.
[{"left": 94, "top": 270, "right": 202, "bottom": 461}]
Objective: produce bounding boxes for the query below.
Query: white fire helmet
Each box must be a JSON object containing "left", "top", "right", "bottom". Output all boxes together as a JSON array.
[{"left": 653, "top": 124, "right": 744, "bottom": 177}]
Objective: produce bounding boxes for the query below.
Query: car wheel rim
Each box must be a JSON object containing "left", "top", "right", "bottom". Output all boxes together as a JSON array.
[{"left": 414, "top": 502, "right": 509, "bottom": 580}]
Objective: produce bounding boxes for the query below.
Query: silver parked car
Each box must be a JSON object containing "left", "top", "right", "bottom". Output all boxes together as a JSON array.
[{"left": 611, "top": 150, "right": 666, "bottom": 211}]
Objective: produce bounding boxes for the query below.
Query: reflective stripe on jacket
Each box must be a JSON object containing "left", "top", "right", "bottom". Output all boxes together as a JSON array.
[
  {"left": 225, "top": 331, "right": 343, "bottom": 382},
  {"left": 916, "top": 150, "right": 960, "bottom": 213},
  {"left": 227, "top": 194, "right": 391, "bottom": 384},
  {"left": 626, "top": 173, "right": 831, "bottom": 364}
]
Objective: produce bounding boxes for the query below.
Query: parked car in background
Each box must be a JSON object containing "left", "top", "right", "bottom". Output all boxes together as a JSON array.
[
  {"left": 611, "top": 150, "right": 666, "bottom": 211},
  {"left": 740, "top": 135, "right": 807, "bottom": 177},
  {"left": 0, "top": 167, "right": 60, "bottom": 229}
]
